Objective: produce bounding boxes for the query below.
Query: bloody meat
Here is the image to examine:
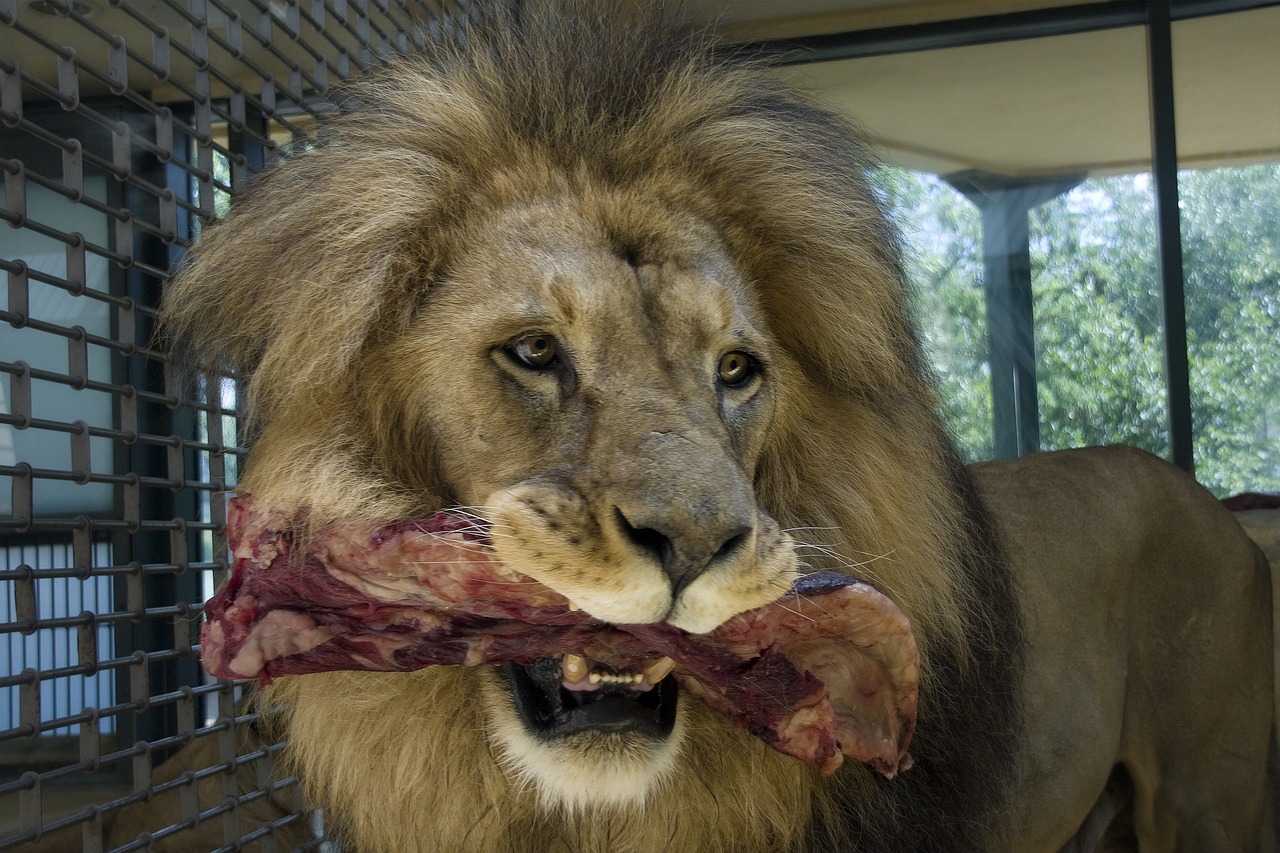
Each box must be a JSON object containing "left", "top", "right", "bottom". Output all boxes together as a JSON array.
[{"left": 201, "top": 497, "right": 919, "bottom": 777}]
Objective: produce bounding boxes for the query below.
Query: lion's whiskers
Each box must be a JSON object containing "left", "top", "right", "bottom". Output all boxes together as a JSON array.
[
  {"left": 397, "top": 506, "right": 523, "bottom": 553},
  {"left": 769, "top": 598, "right": 821, "bottom": 625},
  {"left": 791, "top": 538, "right": 896, "bottom": 574}
]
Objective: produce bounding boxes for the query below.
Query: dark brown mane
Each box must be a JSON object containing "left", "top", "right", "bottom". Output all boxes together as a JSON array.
[{"left": 162, "top": 2, "right": 1025, "bottom": 849}]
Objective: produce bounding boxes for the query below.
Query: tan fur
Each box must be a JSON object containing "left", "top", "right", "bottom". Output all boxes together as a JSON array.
[
  {"left": 88, "top": 453, "right": 1280, "bottom": 851},
  {"left": 269, "top": 668, "right": 844, "bottom": 852},
  {"left": 167, "top": 6, "right": 976, "bottom": 680},
  {"left": 158, "top": 4, "right": 1275, "bottom": 851},
  {"left": 974, "top": 447, "right": 1275, "bottom": 852}
]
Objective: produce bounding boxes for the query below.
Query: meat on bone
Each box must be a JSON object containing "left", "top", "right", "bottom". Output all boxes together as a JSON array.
[{"left": 201, "top": 497, "right": 919, "bottom": 777}]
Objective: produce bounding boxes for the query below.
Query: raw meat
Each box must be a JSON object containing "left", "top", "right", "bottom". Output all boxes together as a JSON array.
[{"left": 201, "top": 497, "right": 919, "bottom": 777}]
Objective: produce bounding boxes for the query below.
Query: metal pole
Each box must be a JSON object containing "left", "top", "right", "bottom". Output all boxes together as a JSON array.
[
  {"left": 949, "top": 171, "right": 1083, "bottom": 459},
  {"left": 743, "top": 0, "right": 1280, "bottom": 66},
  {"left": 1147, "top": 0, "right": 1196, "bottom": 474}
]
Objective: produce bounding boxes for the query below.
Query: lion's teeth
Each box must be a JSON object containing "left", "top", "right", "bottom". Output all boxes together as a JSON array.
[
  {"left": 642, "top": 656, "right": 676, "bottom": 685},
  {"left": 564, "top": 656, "right": 660, "bottom": 689},
  {"left": 562, "top": 654, "right": 589, "bottom": 683},
  {"left": 596, "top": 672, "right": 643, "bottom": 685}
]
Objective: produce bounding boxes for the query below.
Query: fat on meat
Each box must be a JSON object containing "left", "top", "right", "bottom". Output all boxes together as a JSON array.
[{"left": 201, "top": 497, "right": 919, "bottom": 777}]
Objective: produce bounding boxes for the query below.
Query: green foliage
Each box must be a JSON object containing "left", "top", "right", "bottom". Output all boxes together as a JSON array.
[
  {"left": 213, "top": 149, "right": 233, "bottom": 220},
  {"left": 874, "top": 168, "right": 992, "bottom": 461},
  {"left": 877, "top": 164, "right": 1280, "bottom": 495},
  {"left": 1181, "top": 165, "right": 1280, "bottom": 495},
  {"left": 1030, "top": 176, "right": 1168, "bottom": 459}
]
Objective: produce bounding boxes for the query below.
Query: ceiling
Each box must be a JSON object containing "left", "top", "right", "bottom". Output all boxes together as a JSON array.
[
  {"left": 3, "top": 0, "right": 1278, "bottom": 179},
  {"left": 682, "top": 0, "right": 1070, "bottom": 39},
  {"left": 686, "top": 0, "right": 1280, "bottom": 178},
  {"left": 769, "top": 10, "right": 1280, "bottom": 177}
]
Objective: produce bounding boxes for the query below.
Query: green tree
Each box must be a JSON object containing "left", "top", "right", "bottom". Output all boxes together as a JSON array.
[
  {"left": 1030, "top": 176, "right": 1168, "bottom": 458},
  {"left": 1180, "top": 165, "right": 1280, "bottom": 495},
  {"left": 878, "top": 164, "right": 1280, "bottom": 496},
  {"left": 874, "top": 168, "right": 992, "bottom": 461}
]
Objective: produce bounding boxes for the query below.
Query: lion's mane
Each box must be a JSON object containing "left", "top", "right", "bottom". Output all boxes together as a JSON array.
[{"left": 164, "top": 3, "right": 1023, "bottom": 850}]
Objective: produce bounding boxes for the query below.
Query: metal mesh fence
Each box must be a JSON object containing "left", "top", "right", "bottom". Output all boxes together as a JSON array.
[{"left": 1, "top": 2, "right": 477, "bottom": 850}]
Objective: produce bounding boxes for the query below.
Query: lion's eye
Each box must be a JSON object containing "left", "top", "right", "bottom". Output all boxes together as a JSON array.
[
  {"left": 507, "top": 333, "right": 560, "bottom": 370},
  {"left": 717, "top": 351, "right": 758, "bottom": 388}
]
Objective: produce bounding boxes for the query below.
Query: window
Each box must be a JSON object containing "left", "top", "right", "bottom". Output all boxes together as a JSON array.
[{"left": 780, "top": 4, "right": 1280, "bottom": 495}]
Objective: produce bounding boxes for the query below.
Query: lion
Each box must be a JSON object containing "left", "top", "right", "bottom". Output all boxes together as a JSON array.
[{"left": 158, "top": 3, "right": 1276, "bottom": 851}]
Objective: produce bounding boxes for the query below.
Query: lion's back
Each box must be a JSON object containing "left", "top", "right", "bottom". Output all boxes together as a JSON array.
[{"left": 975, "top": 445, "right": 1273, "bottom": 848}]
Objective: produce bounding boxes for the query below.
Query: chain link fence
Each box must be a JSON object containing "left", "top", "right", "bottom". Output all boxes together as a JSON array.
[{"left": 1, "top": 2, "right": 478, "bottom": 849}]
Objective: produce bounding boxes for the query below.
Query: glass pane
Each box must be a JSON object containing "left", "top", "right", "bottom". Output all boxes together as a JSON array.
[
  {"left": 0, "top": 176, "right": 116, "bottom": 516},
  {"left": 1175, "top": 7, "right": 1280, "bottom": 496},
  {"left": 876, "top": 168, "right": 991, "bottom": 461},
  {"left": 782, "top": 25, "right": 1157, "bottom": 460},
  {"left": 1031, "top": 177, "right": 1165, "bottom": 456}
]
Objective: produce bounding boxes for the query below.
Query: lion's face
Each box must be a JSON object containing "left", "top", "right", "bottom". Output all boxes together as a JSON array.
[
  {"left": 161, "top": 6, "right": 1025, "bottom": 847},
  {"left": 356, "top": 191, "right": 798, "bottom": 807}
]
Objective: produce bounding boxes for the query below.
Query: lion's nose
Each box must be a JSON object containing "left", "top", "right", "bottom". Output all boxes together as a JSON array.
[{"left": 613, "top": 506, "right": 752, "bottom": 596}]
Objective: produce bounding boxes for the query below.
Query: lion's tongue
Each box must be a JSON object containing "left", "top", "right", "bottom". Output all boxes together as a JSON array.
[{"left": 200, "top": 496, "right": 919, "bottom": 777}]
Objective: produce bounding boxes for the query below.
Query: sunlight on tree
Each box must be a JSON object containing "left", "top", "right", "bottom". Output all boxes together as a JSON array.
[{"left": 876, "top": 164, "right": 1280, "bottom": 496}]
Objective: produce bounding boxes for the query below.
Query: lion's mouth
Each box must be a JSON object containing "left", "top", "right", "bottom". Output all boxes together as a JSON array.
[
  {"left": 504, "top": 654, "right": 679, "bottom": 740},
  {"left": 205, "top": 497, "right": 921, "bottom": 776}
]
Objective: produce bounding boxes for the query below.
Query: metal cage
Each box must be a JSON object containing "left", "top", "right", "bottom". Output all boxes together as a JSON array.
[{"left": 1, "top": 2, "right": 476, "bottom": 850}]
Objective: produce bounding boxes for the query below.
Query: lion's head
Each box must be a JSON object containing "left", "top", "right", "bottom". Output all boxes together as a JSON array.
[{"left": 164, "top": 4, "right": 1021, "bottom": 850}]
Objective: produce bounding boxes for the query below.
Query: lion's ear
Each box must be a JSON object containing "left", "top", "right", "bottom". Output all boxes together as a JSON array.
[{"left": 161, "top": 143, "right": 453, "bottom": 421}]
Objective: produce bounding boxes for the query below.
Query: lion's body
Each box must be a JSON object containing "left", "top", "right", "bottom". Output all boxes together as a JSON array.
[
  {"left": 976, "top": 447, "right": 1275, "bottom": 851},
  {"left": 84, "top": 449, "right": 1278, "bottom": 852},
  {"left": 157, "top": 3, "right": 1276, "bottom": 851},
  {"left": 269, "top": 448, "right": 1275, "bottom": 853}
]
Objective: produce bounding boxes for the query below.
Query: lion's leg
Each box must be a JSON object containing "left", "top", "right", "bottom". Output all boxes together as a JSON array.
[
  {"left": 1122, "top": 721, "right": 1273, "bottom": 853},
  {"left": 1125, "top": 757, "right": 1254, "bottom": 853},
  {"left": 978, "top": 447, "right": 1276, "bottom": 853},
  {"left": 1120, "top": 547, "right": 1274, "bottom": 853},
  {"left": 1054, "top": 769, "right": 1132, "bottom": 853}
]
